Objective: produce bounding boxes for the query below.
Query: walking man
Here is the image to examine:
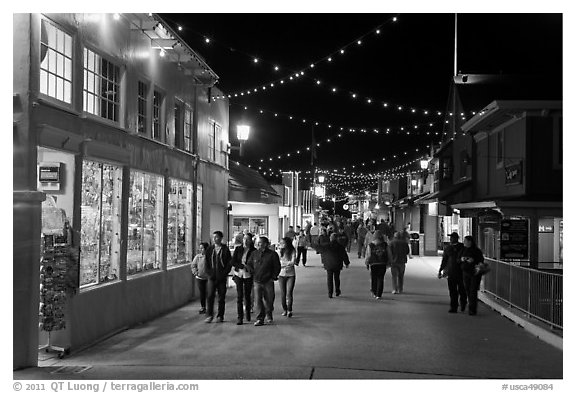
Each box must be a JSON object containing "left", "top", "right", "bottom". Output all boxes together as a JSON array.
[
  {"left": 205, "top": 231, "right": 233, "bottom": 323},
  {"left": 248, "top": 236, "right": 281, "bottom": 326},
  {"left": 310, "top": 222, "right": 320, "bottom": 249},
  {"left": 438, "top": 232, "right": 466, "bottom": 313},
  {"left": 356, "top": 221, "right": 368, "bottom": 259},
  {"left": 390, "top": 232, "right": 411, "bottom": 294},
  {"left": 317, "top": 233, "right": 350, "bottom": 298}
]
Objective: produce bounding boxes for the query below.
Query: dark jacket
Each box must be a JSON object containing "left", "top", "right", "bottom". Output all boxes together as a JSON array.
[
  {"left": 247, "top": 248, "right": 281, "bottom": 283},
  {"left": 389, "top": 239, "right": 410, "bottom": 265},
  {"left": 231, "top": 244, "right": 256, "bottom": 272},
  {"left": 205, "top": 244, "right": 232, "bottom": 281},
  {"left": 365, "top": 242, "right": 391, "bottom": 267},
  {"left": 439, "top": 242, "right": 464, "bottom": 278},
  {"left": 317, "top": 240, "right": 350, "bottom": 271},
  {"left": 458, "top": 246, "right": 485, "bottom": 275}
]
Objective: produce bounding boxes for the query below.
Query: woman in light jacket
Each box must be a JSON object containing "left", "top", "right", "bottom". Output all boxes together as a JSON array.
[
  {"left": 277, "top": 237, "right": 298, "bottom": 317},
  {"left": 231, "top": 233, "right": 256, "bottom": 325},
  {"left": 191, "top": 242, "right": 210, "bottom": 314}
]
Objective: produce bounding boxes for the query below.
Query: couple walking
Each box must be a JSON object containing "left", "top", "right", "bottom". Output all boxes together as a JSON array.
[{"left": 364, "top": 230, "right": 411, "bottom": 299}]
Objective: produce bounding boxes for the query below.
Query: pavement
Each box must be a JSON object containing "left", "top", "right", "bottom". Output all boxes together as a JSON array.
[{"left": 14, "top": 251, "right": 563, "bottom": 380}]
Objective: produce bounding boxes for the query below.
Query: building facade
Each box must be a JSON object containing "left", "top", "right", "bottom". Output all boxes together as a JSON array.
[{"left": 13, "top": 13, "right": 229, "bottom": 368}]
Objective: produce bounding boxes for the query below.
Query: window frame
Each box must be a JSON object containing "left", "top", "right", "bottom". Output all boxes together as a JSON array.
[
  {"left": 82, "top": 45, "right": 122, "bottom": 123},
  {"left": 208, "top": 121, "right": 216, "bottom": 161},
  {"left": 137, "top": 80, "right": 149, "bottom": 134},
  {"left": 38, "top": 16, "right": 74, "bottom": 106},
  {"left": 174, "top": 99, "right": 184, "bottom": 150},
  {"left": 184, "top": 104, "right": 193, "bottom": 153},
  {"left": 152, "top": 89, "right": 165, "bottom": 141}
]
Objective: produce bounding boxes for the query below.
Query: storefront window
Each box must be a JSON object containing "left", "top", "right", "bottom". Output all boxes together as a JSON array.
[
  {"left": 80, "top": 160, "right": 122, "bottom": 287},
  {"left": 232, "top": 217, "right": 268, "bottom": 239},
  {"left": 196, "top": 184, "right": 203, "bottom": 248},
  {"left": 127, "top": 171, "right": 164, "bottom": 276},
  {"left": 167, "top": 179, "right": 193, "bottom": 266}
]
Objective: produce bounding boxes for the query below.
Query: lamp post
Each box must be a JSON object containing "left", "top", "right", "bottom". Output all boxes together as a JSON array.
[
  {"left": 332, "top": 196, "right": 336, "bottom": 219},
  {"left": 236, "top": 125, "right": 250, "bottom": 156}
]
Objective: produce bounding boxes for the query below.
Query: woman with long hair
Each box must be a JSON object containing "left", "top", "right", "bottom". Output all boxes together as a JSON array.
[
  {"left": 277, "top": 237, "right": 298, "bottom": 317},
  {"left": 365, "top": 230, "right": 392, "bottom": 299},
  {"left": 231, "top": 233, "right": 256, "bottom": 325},
  {"left": 459, "top": 236, "right": 487, "bottom": 315},
  {"left": 191, "top": 242, "right": 210, "bottom": 314}
]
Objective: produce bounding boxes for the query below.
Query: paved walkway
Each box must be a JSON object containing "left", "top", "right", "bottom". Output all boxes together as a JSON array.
[{"left": 15, "top": 252, "right": 562, "bottom": 379}]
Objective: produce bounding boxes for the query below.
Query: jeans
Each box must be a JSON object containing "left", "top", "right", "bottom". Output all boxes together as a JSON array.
[
  {"left": 462, "top": 273, "right": 482, "bottom": 313},
  {"left": 326, "top": 269, "right": 341, "bottom": 296},
  {"left": 254, "top": 280, "right": 275, "bottom": 321},
  {"left": 296, "top": 247, "right": 307, "bottom": 265},
  {"left": 391, "top": 263, "right": 406, "bottom": 293},
  {"left": 278, "top": 275, "right": 296, "bottom": 312},
  {"left": 206, "top": 278, "right": 227, "bottom": 318},
  {"left": 447, "top": 275, "right": 467, "bottom": 311},
  {"left": 196, "top": 278, "right": 207, "bottom": 309},
  {"left": 233, "top": 276, "right": 253, "bottom": 320},
  {"left": 370, "top": 265, "right": 387, "bottom": 297},
  {"left": 357, "top": 238, "right": 366, "bottom": 258}
]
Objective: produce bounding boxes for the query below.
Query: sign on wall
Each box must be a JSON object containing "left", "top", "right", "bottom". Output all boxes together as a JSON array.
[
  {"left": 500, "top": 217, "right": 529, "bottom": 261},
  {"left": 504, "top": 161, "right": 523, "bottom": 185}
]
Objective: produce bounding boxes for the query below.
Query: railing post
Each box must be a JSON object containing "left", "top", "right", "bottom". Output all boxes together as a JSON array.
[
  {"left": 509, "top": 264, "right": 513, "bottom": 308},
  {"left": 550, "top": 277, "right": 554, "bottom": 330},
  {"left": 527, "top": 269, "right": 531, "bottom": 316}
]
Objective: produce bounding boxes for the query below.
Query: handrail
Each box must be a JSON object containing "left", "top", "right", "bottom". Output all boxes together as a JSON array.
[{"left": 481, "top": 258, "right": 562, "bottom": 330}]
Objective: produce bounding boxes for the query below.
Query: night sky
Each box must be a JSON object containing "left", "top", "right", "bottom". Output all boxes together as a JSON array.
[{"left": 159, "top": 13, "right": 562, "bottom": 193}]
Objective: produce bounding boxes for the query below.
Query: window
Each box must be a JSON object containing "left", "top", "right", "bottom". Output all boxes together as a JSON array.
[
  {"left": 137, "top": 81, "right": 148, "bottom": 134},
  {"left": 196, "top": 184, "right": 203, "bottom": 248},
  {"left": 167, "top": 180, "right": 193, "bottom": 266},
  {"left": 497, "top": 131, "right": 504, "bottom": 165},
  {"left": 83, "top": 47, "right": 120, "bottom": 122},
  {"left": 174, "top": 101, "right": 183, "bottom": 149},
  {"left": 208, "top": 122, "right": 216, "bottom": 161},
  {"left": 80, "top": 161, "right": 123, "bottom": 287},
  {"left": 153, "top": 90, "right": 163, "bottom": 140},
  {"left": 127, "top": 171, "right": 164, "bottom": 275},
  {"left": 184, "top": 106, "right": 193, "bottom": 152},
  {"left": 40, "top": 18, "right": 73, "bottom": 104}
]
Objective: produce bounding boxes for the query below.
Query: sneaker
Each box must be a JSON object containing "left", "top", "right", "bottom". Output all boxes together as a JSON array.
[
  {"left": 254, "top": 320, "right": 264, "bottom": 326},
  {"left": 204, "top": 316, "right": 214, "bottom": 323},
  {"left": 265, "top": 318, "right": 273, "bottom": 324},
  {"left": 448, "top": 309, "right": 457, "bottom": 314},
  {"left": 392, "top": 290, "right": 398, "bottom": 294},
  {"left": 335, "top": 291, "right": 341, "bottom": 297},
  {"left": 198, "top": 308, "right": 206, "bottom": 314},
  {"left": 246, "top": 313, "right": 251, "bottom": 322},
  {"left": 328, "top": 294, "right": 333, "bottom": 298},
  {"left": 216, "top": 316, "right": 224, "bottom": 323},
  {"left": 375, "top": 296, "right": 381, "bottom": 300},
  {"left": 236, "top": 319, "right": 243, "bottom": 325},
  {"left": 468, "top": 310, "right": 477, "bottom": 316},
  {"left": 281, "top": 311, "right": 288, "bottom": 316},
  {"left": 287, "top": 311, "right": 293, "bottom": 318},
  {"left": 460, "top": 304, "right": 467, "bottom": 312}
]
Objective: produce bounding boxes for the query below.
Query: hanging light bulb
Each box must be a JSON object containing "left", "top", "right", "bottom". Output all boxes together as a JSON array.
[
  {"left": 113, "top": 13, "right": 120, "bottom": 20},
  {"left": 253, "top": 58, "right": 259, "bottom": 63},
  {"left": 357, "top": 40, "right": 362, "bottom": 45},
  {"left": 274, "top": 65, "right": 279, "bottom": 71},
  {"left": 340, "top": 49, "right": 345, "bottom": 54},
  {"left": 376, "top": 29, "right": 381, "bottom": 34},
  {"left": 316, "top": 80, "right": 321, "bottom": 85},
  {"left": 393, "top": 17, "right": 397, "bottom": 22},
  {"left": 159, "top": 49, "right": 165, "bottom": 57},
  {"left": 328, "top": 57, "right": 332, "bottom": 62}
]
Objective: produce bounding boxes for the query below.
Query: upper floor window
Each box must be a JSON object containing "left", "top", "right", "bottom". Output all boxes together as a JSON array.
[
  {"left": 208, "top": 122, "right": 216, "bottom": 161},
  {"left": 174, "top": 101, "right": 183, "bottom": 149},
  {"left": 40, "top": 19, "right": 73, "bottom": 104},
  {"left": 153, "top": 90, "right": 163, "bottom": 140},
  {"left": 83, "top": 48, "right": 120, "bottom": 122},
  {"left": 137, "top": 81, "right": 148, "bottom": 133},
  {"left": 184, "top": 106, "right": 193, "bottom": 153},
  {"left": 497, "top": 131, "right": 504, "bottom": 165}
]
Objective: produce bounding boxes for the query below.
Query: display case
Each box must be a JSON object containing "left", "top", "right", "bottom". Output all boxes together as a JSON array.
[
  {"left": 79, "top": 160, "right": 122, "bottom": 287},
  {"left": 127, "top": 170, "right": 164, "bottom": 275},
  {"left": 167, "top": 179, "right": 193, "bottom": 266}
]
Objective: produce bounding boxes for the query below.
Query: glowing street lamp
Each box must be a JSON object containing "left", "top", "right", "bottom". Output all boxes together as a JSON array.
[
  {"left": 318, "top": 175, "right": 325, "bottom": 183},
  {"left": 236, "top": 125, "right": 250, "bottom": 156}
]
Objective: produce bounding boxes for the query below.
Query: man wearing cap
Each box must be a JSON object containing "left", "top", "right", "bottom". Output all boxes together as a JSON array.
[{"left": 438, "top": 232, "right": 467, "bottom": 313}]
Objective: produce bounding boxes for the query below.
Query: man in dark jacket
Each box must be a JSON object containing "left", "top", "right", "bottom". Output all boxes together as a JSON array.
[
  {"left": 317, "top": 233, "right": 350, "bottom": 298},
  {"left": 247, "top": 236, "right": 281, "bottom": 326},
  {"left": 438, "top": 232, "right": 466, "bottom": 313},
  {"left": 205, "top": 231, "right": 233, "bottom": 323}
]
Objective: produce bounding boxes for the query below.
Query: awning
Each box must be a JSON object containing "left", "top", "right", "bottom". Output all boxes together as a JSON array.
[{"left": 415, "top": 191, "right": 438, "bottom": 204}]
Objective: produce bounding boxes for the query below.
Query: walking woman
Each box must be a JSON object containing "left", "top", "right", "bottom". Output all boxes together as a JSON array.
[
  {"left": 191, "top": 242, "right": 210, "bottom": 314},
  {"left": 295, "top": 229, "right": 310, "bottom": 267},
  {"left": 365, "top": 230, "right": 392, "bottom": 299},
  {"left": 459, "top": 236, "right": 487, "bottom": 316},
  {"left": 231, "top": 233, "right": 256, "bottom": 325},
  {"left": 278, "top": 237, "right": 297, "bottom": 317}
]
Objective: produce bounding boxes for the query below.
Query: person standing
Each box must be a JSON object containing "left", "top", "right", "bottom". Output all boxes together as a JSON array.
[
  {"left": 317, "top": 233, "right": 350, "bottom": 298},
  {"left": 295, "top": 229, "right": 310, "bottom": 267},
  {"left": 356, "top": 221, "right": 368, "bottom": 259},
  {"left": 364, "top": 230, "right": 392, "bottom": 299},
  {"left": 204, "top": 231, "right": 233, "bottom": 323},
  {"left": 310, "top": 222, "right": 320, "bottom": 249},
  {"left": 389, "top": 232, "right": 411, "bottom": 294},
  {"left": 343, "top": 222, "right": 353, "bottom": 253},
  {"left": 248, "top": 236, "right": 281, "bottom": 326},
  {"left": 438, "top": 232, "right": 466, "bottom": 313},
  {"left": 316, "top": 227, "right": 330, "bottom": 254},
  {"left": 191, "top": 242, "right": 210, "bottom": 314},
  {"left": 284, "top": 226, "right": 297, "bottom": 241},
  {"left": 231, "top": 233, "right": 256, "bottom": 325},
  {"left": 364, "top": 224, "right": 376, "bottom": 258},
  {"left": 277, "top": 237, "right": 297, "bottom": 317},
  {"left": 459, "top": 236, "right": 487, "bottom": 316}
]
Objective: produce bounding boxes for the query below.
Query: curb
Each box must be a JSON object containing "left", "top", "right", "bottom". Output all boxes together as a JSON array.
[{"left": 479, "top": 292, "right": 562, "bottom": 351}]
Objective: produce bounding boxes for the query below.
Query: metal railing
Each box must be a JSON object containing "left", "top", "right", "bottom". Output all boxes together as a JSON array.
[{"left": 482, "top": 258, "right": 563, "bottom": 330}]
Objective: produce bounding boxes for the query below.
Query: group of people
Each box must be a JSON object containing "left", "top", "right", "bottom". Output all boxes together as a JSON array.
[
  {"left": 438, "top": 232, "right": 487, "bottom": 316},
  {"left": 191, "top": 230, "right": 300, "bottom": 326}
]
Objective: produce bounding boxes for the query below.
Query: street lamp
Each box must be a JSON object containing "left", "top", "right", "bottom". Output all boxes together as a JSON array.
[
  {"left": 420, "top": 157, "right": 430, "bottom": 170},
  {"left": 236, "top": 125, "right": 250, "bottom": 156},
  {"left": 318, "top": 175, "right": 325, "bottom": 183}
]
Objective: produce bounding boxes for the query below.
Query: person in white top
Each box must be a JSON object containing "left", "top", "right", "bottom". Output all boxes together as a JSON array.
[
  {"left": 231, "top": 233, "right": 256, "bottom": 325},
  {"left": 191, "top": 242, "right": 210, "bottom": 314},
  {"left": 277, "top": 237, "right": 298, "bottom": 317}
]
